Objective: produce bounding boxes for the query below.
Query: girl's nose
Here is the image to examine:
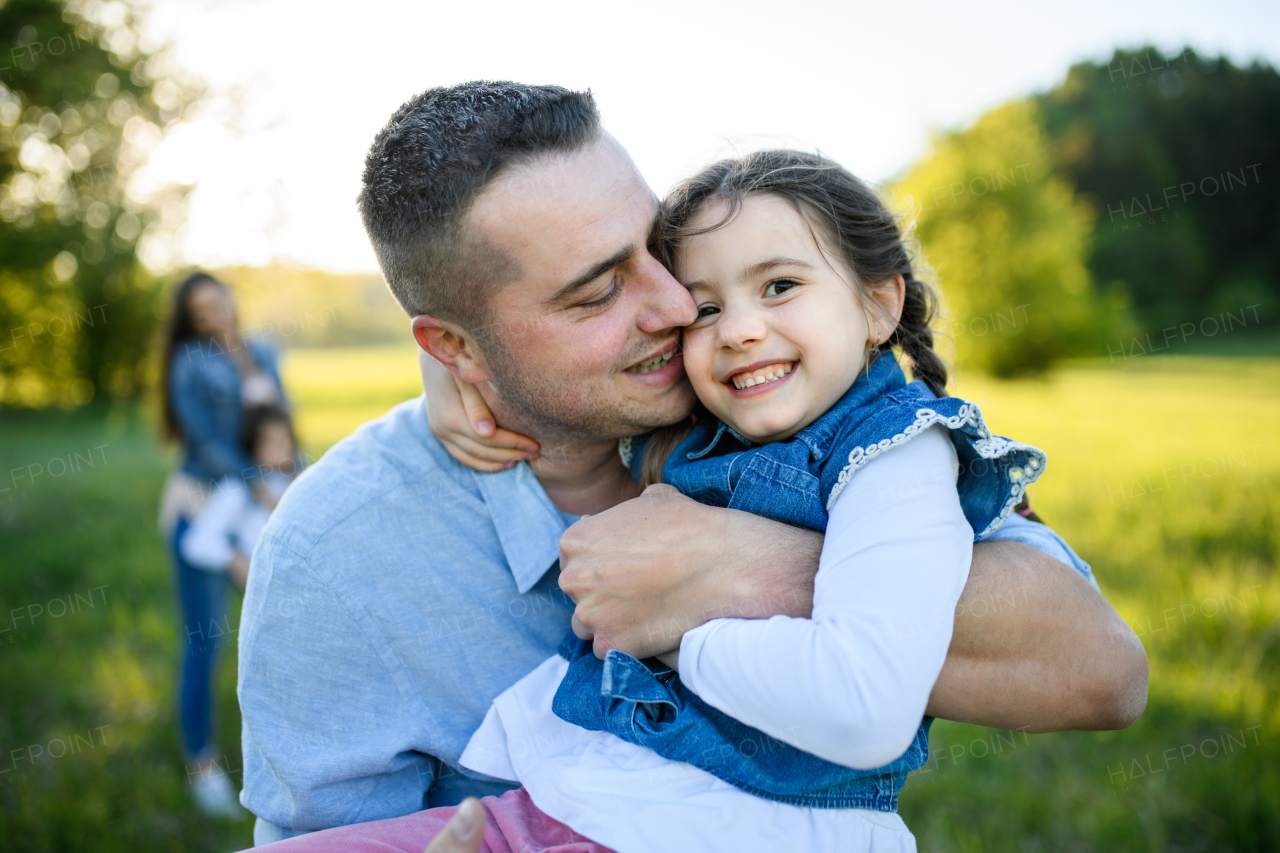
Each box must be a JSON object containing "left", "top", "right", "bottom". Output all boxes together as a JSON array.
[{"left": 717, "top": 305, "right": 768, "bottom": 350}]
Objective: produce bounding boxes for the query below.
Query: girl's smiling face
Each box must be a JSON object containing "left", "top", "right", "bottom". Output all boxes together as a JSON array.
[{"left": 676, "top": 193, "right": 902, "bottom": 443}]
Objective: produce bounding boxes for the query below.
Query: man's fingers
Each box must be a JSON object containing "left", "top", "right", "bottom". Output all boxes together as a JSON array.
[
  {"left": 423, "top": 797, "right": 484, "bottom": 853},
  {"left": 640, "top": 483, "right": 680, "bottom": 499}
]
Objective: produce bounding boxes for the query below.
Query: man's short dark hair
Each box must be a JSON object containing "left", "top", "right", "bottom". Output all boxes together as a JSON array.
[{"left": 358, "top": 81, "right": 602, "bottom": 332}]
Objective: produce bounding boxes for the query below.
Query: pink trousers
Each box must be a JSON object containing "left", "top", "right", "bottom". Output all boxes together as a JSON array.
[{"left": 251, "top": 787, "right": 615, "bottom": 853}]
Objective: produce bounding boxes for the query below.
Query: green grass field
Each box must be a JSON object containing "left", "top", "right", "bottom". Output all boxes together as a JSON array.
[{"left": 0, "top": 346, "right": 1275, "bottom": 851}]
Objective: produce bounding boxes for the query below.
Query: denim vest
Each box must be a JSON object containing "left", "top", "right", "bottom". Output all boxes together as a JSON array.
[
  {"left": 169, "top": 340, "right": 283, "bottom": 484},
  {"left": 553, "top": 354, "right": 1047, "bottom": 810}
]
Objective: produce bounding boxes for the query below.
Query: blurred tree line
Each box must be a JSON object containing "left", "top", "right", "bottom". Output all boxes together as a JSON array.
[
  {"left": 3, "top": 21, "right": 1278, "bottom": 406},
  {"left": 897, "top": 46, "right": 1278, "bottom": 376},
  {"left": 211, "top": 263, "right": 408, "bottom": 349},
  {"left": 0, "top": 0, "right": 198, "bottom": 407},
  {"left": 1041, "top": 47, "right": 1279, "bottom": 335}
]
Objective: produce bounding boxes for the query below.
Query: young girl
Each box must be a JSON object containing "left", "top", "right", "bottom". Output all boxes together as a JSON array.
[
  {"left": 260, "top": 151, "right": 1060, "bottom": 852},
  {"left": 180, "top": 403, "right": 300, "bottom": 592}
]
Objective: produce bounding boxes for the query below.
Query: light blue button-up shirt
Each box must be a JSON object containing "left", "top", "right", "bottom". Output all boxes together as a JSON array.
[
  {"left": 238, "top": 396, "right": 578, "bottom": 842},
  {"left": 238, "top": 395, "right": 1093, "bottom": 844}
]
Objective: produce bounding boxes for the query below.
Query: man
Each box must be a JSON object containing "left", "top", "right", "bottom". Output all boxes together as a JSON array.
[{"left": 238, "top": 81, "right": 1146, "bottom": 845}]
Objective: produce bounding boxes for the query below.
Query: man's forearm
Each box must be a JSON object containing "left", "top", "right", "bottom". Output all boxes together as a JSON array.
[
  {"left": 926, "top": 540, "right": 1148, "bottom": 732},
  {"left": 718, "top": 532, "right": 1149, "bottom": 732}
]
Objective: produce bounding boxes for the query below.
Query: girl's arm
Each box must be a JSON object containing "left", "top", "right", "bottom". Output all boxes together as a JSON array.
[
  {"left": 419, "top": 349, "right": 539, "bottom": 471},
  {"left": 674, "top": 424, "right": 971, "bottom": 769}
]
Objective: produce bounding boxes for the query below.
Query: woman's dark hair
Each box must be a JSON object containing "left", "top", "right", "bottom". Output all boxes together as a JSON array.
[
  {"left": 159, "top": 271, "right": 226, "bottom": 443},
  {"left": 639, "top": 149, "right": 947, "bottom": 489},
  {"left": 238, "top": 402, "right": 296, "bottom": 459}
]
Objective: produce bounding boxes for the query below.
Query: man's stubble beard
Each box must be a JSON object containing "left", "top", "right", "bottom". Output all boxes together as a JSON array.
[{"left": 481, "top": 338, "right": 691, "bottom": 450}]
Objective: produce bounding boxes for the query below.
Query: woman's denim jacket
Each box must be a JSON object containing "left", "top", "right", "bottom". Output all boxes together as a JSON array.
[
  {"left": 552, "top": 354, "right": 1048, "bottom": 810},
  {"left": 169, "top": 339, "right": 283, "bottom": 485}
]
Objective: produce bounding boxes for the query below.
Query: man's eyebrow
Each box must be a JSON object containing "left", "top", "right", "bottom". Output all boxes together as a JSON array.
[
  {"left": 548, "top": 245, "right": 636, "bottom": 304},
  {"left": 742, "top": 256, "right": 817, "bottom": 279}
]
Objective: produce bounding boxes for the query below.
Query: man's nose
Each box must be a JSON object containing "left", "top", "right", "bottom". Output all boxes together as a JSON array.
[{"left": 634, "top": 255, "right": 696, "bottom": 334}]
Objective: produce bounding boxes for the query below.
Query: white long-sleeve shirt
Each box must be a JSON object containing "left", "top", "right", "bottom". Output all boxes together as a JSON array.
[
  {"left": 180, "top": 473, "right": 289, "bottom": 571},
  {"left": 677, "top": 423, "right": 972, "bottom": 768},
  {"left": 461, "top": 424, "right": 970, "bottom": 853}
]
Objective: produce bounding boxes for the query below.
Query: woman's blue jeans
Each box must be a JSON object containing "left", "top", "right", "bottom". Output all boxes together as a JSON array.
[{"left": 170, "top": 517, "right": 232, "bottom": 760}]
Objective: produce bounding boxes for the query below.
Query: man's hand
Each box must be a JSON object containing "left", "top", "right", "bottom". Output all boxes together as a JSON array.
[
  {"left": 558, "top": 484, "right": 821, "bottom": 659},
  {"left": 422, "top": 798, "right": 484, "bottom": 853}
]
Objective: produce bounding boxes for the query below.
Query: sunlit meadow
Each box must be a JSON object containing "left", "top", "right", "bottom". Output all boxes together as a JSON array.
[{"left": 0, "top": 346, "right": 1275, "bottom": 850}]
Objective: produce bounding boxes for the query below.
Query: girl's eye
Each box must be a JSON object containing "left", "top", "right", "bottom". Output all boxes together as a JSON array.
[
  {"left": 764, "top": 279, "right": 798, "bottom": 298},
  {"left": 696, "top": 304, "right": 720, "bottom": 319}
]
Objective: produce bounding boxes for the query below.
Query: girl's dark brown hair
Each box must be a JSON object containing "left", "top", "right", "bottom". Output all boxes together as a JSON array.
[
  {"left": 639, "top": 149, "right": 946, "bottom": 489},
  {"left": 239, "top": 402, "right": 296, "bottom": 459}
]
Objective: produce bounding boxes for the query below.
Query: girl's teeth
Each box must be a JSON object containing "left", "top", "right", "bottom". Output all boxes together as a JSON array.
[{"left": 732, "top": 362, "right": 793, "bottom": 390}]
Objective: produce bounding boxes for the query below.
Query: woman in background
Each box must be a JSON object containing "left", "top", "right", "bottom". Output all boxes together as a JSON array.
[{"left": 157, "top": 272, "right": 286, "bottom": 819}]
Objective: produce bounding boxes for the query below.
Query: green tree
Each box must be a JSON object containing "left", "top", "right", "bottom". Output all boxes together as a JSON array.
[
  {"left": 0, "top": 0, "right": 199, "bottom": 407},
  {"left": 895, "top": 99, "right": 1131, "bottom": 376},
  {"left": 1039, "top": 47, "right": 1280, "bottom": 334}
]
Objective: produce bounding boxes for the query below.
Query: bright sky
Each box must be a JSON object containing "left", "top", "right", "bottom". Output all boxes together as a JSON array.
[{"left": 141, "top": 0, "right": 1280, "bottom": 274}]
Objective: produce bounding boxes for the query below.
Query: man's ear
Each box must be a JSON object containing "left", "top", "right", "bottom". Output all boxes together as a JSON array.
[
  {"left": 867, "top": 274, "right": 907, "bottom": 346},
  {"left": 411, "top": 315, "right": 492, "bottom": 385}
]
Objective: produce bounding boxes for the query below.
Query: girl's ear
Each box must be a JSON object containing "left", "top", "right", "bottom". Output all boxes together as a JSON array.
[
  {"left": 411, "top": 315, "right": 492, "bottom": 385},
  {"left": 867, "top": 274, "right": 906, "bottom": 346}
]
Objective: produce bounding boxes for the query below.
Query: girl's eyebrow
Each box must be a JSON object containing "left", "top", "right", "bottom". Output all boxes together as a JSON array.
[
  {"left": 741, "top": 256, "right": 817, "bottom": 279},
  {"left": 683, "top": 256, "right": 815, "bottom": 292}
]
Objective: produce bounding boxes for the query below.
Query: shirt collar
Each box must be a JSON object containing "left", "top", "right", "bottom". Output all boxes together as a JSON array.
[
  {"left": 472, "top": 462, "right": 569, "bottom": 594},
  {"left": 684, "top": 421, "right": 755, "bottom": 460}
]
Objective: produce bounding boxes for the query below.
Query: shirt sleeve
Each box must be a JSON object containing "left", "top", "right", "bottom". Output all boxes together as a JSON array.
[
  {"left": 178, "top": 479, "right": 248, "bottom": 571},
  {"left": 238, "top": 532, "right": 435, "bottom": 832},
  {"left": 676, "top": 424, "right": 972, "bottom": 769},
  {"left": 980, "top": 514, "right": 1098, "bottom": 588}
]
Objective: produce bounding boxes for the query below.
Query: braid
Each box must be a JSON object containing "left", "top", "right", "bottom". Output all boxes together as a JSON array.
[{"left": 888, "top": 272, "right": 948, "bottom": 397}]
